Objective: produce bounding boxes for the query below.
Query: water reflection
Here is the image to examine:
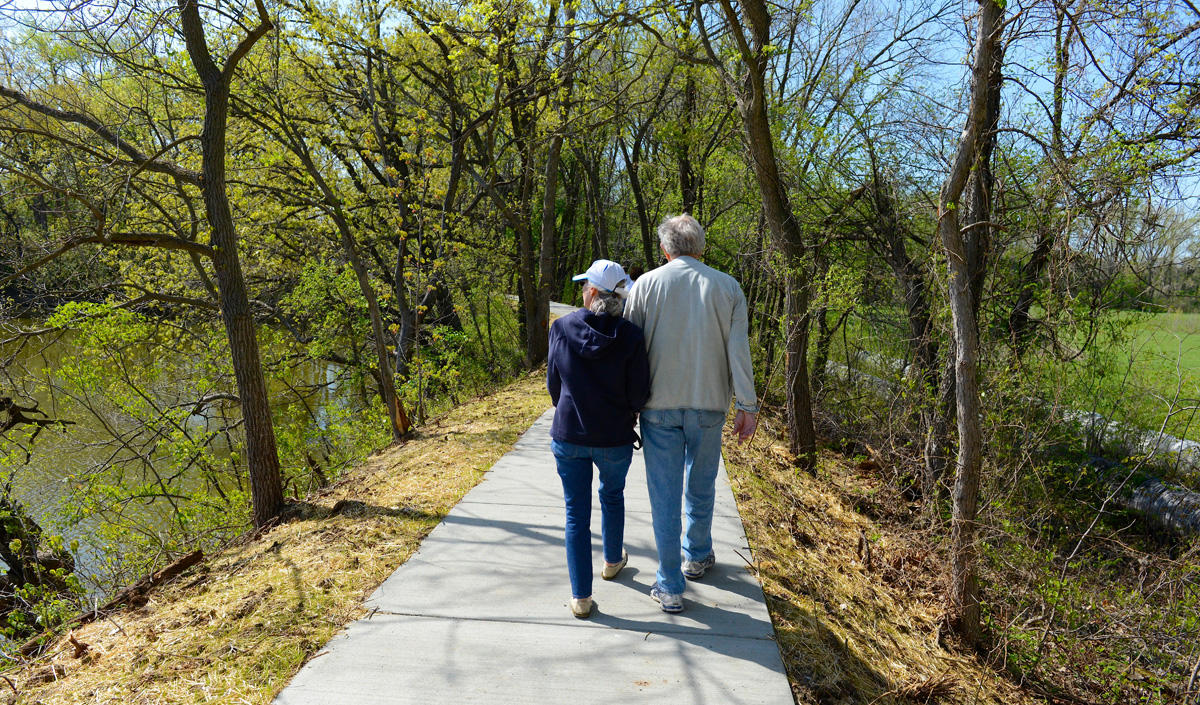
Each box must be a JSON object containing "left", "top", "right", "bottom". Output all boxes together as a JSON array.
[{"left": 1, "top": 318, "right": 357, "bottom": 586}]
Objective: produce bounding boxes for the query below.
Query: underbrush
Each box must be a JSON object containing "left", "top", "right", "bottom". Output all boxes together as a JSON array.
[
  {"left": 723, "top": 407, "right": 1037, "bottom": 705},
  {"left": 981, "top": 451, "right": 1200, "bottom": 704},
  {"left": 813, "top": 370, "right": 1200, "bottom": 704}
]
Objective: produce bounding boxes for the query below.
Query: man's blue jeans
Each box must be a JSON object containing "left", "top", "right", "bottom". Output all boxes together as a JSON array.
[
  {"left": 551, "top": 440, "right": 633, "bottom": 599},
  {"left": 639, "top": 408, "right": 725, "bottom": 594}
]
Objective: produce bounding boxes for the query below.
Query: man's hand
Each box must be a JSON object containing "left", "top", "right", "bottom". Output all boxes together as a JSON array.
[{"left": 733, "top": 410, "right": 757, "bottom": 444}]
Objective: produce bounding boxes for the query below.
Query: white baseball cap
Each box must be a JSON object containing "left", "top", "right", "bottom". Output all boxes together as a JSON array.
[{"left": 572, "top": 259, "right": 632, "bottom": 293}]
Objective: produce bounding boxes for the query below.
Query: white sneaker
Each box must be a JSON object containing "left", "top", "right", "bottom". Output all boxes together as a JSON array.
[
  {"left": 682, "top": 552, "right": 716, "bottom": 580},
  {"left": 650, "top": 583, "right": 683, "bottom": 613}
]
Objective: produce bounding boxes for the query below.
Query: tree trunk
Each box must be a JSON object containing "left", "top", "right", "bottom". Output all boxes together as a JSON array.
[
  {"left": 937, "top": 0, "right": 1004, "bottom": 646},
  {"left": 578, "top": 151, "right": 610, "bottom": 260},
  {"left": 281, "top": 114, "right": 412, "bottom": 441},
  {"left": 1007, "top": 5, "right": 1072, "bottom": 353},
  {"left": 679, "top": 70, "right": 698, "bottom": 215},
  {"left": 536, "top": 3, "right": 575, "bottom": 333},
  {"left": 784, "top": 271, "right": 817, "bottom": 467},
  {"left": 620, "top": 138, "right": 656, "bottom": 269},
  {"left": 337, "top": 219, "right": 410, "bottom": 440},
  {"left": 923, "top": 350, "right": 956, "bottom": 501},
  {"left": 178, "top": 0, "right": 283, "bottom": 528},
  {"left": 517, "top": 214, "right": 542, "bottom": 366},
  {"left": 711, "top": 0, "right": 817, "bottom": 468},
  {"left": 537, "top": 135, "right": 562, "bottom": 343}
]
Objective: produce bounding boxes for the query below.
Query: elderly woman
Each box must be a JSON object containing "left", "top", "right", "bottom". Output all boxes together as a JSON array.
[{"left": 547, "top": 259, "right": 650, "bottom": 618}]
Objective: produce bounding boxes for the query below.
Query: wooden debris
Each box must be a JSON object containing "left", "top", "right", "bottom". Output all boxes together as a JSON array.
[
  {"left": 23, "top": 664, "right": 66, "bottom": 687},
  {"left": 18, "top": 550, "right": 204, "bottom": 657},
  {"left": 896, "top": 673, "right": 957, "bottom": 702},
  {"left": 67, "top": 632, "right": 90, "bottom": 659}
]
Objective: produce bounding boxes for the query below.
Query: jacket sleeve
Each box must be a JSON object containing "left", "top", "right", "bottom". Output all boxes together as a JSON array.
[
  {"left": 727, "top": 287, "right": 759, "bottom": 413},
  {"left": 626, "top": 328, "right": 651, "bottom": 413},
  {"left": 547, "top": 323, "right": 561, "bottom": 407}
]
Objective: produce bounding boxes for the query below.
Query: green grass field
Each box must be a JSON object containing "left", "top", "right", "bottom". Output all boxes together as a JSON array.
[
  {"left": 1125, "top": 312, "right": 1200, "bottom": 394},
  {"left": 1106, "top": 311, "right": 1200, "bottom": 442},
  {"left": 826, "top": 308, "right": 1200, "bottom": 444}
]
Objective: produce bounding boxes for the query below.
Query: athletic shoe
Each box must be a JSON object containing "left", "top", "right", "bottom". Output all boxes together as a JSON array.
[
  {"left": 682, "top": 552, "right": 716, "bottom": 580},
  {"left": 601, "top": 550, "right": 628, "bottom": 580},
  {"left": 650, "top": 583, "right": 683, "bottom": 613}
]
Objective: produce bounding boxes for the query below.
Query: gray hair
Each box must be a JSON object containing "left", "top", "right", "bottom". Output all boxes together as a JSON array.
[
  {"left": 657, "top": 214, "right": 706, "bottom": 257},
  {"left": 587, "top": 287, "right": 625, "bottom": 316}
]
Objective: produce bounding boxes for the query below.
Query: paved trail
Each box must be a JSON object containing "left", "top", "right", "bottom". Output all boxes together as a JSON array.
[{"left": 274, "top": 409, "right": 793, "bottom": 705}]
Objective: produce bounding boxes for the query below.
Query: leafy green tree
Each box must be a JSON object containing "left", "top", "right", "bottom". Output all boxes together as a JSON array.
[{"left": 0, "top": 0, "right": 284, "bottom": 527}]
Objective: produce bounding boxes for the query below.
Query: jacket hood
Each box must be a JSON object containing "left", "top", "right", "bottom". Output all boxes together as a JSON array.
[{"left": 560, "top": 310, "right": 624, "bottom": 359}]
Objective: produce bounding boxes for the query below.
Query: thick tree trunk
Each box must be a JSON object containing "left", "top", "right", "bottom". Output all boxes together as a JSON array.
[
  {"left": 178, "top": 0, "right": 283, "bottom": 528},
  {"left": 717, "top": 0, "right": 817, "bottom": 468},
  {"left": 204, "top": 115, "right": 283, "bottom": 527}
]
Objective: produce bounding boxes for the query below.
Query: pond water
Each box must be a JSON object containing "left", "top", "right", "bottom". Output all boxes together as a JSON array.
[{"left": 1, "top": 319, "right": 356, "bottom": 587}]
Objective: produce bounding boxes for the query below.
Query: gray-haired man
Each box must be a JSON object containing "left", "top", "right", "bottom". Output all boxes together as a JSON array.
[{"left": 624, "top": 214, "right": 758, "bottom": 613}]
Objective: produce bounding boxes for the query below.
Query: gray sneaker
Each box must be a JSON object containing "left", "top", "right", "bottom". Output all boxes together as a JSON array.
[
  {"left": 682, "top": 553, "right": 716, "bottom": 580},
  {"left": 650, "top": 583, "right": 684, "bottom": 613}
]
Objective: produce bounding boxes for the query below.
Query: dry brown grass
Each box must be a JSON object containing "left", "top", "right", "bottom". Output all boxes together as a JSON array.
[
  {"left": 4, "top": 372, "right": 551, "bottom": 704},
  {"left": 723, "top": 416, "right": 1043, "bottom": 705}
]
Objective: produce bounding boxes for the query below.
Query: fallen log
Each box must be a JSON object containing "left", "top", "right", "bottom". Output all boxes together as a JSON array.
[
  {"left": 17, "top": 550, "right": 204, "bottom": 657},
  {"left": 96, "top": 549, "right": 204, "bottom": 613}
]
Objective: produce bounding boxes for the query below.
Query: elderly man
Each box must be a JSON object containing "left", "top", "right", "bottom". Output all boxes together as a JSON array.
[{"left": 624, "top": 214, "right": 758, "bottom": 613}]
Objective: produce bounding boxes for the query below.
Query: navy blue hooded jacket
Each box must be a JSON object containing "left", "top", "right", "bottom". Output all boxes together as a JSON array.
[{"left": 547, "top": 309, "right": 650, "bottom": 447}]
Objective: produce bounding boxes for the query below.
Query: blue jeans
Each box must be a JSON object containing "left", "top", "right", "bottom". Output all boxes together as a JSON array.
[
  {"left": 551, "top": 440, "right": 633, "bottom": 599},
  {"left": 639, "top": 408, "right": 725, "bottom": 594}
]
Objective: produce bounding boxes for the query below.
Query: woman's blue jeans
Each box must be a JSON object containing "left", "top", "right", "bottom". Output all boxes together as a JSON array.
[
  {"left": 551, "top": 440, "right": 632, "bottom": 599},
  {"left": 639, "top": 408, "right": 726, "bottom": 595}
]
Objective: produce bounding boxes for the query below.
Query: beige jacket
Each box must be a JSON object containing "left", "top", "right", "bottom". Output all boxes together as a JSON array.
[{"left": 623, "top": 256, "right": 759, "bottom": 413}]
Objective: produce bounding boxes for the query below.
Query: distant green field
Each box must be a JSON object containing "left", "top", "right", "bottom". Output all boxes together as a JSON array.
[
  {"left": 1111, "top": 311, "right": 1200, "bottom": 441},
  {"left": 1125, "top": 312, "right": 1200, "bottom": 389},
  {"left": 826, "top": 308, "right": 1200, "bottom": 443}
]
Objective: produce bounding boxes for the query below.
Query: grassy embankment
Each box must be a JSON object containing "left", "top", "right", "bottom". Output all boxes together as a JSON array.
[
  {"left": 3, "top": 369, "right": 1046, "bottom": 705},
  {"left": 5, "top": 373, "right": 551, "bottom": 704},
  {"left": 824, "top": 308, "right": 1200, "bottom": 701},
  {"left": 724, "top": 422, "right": 1039, "bottom": 705}
]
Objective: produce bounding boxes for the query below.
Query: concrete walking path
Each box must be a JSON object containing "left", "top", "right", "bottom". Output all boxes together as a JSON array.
[{"left": 274, "top": 409, "right": 794, "bottom": 704}]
